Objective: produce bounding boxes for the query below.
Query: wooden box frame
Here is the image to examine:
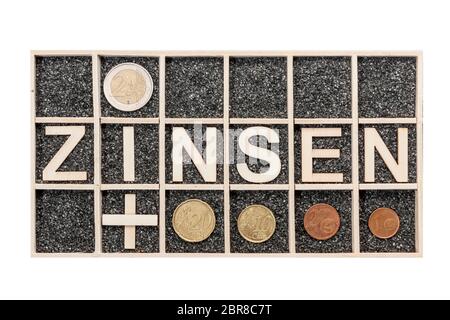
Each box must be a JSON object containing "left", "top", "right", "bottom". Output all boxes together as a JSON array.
[{"left": 31, "top": 51, "right": 423, "bottom": 257}]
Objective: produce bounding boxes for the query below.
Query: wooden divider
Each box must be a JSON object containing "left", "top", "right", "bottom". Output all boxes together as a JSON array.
[{"left": 31, "top": 51, "right": 423, "bottom": 257}]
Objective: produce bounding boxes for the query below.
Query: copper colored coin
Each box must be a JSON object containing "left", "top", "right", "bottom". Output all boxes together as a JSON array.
[
  {"left": 368, "top": 208, "right": 400, "bottom": 239},
  {"left": 304, "top": 203, "right": 340, "bottom": 241}
]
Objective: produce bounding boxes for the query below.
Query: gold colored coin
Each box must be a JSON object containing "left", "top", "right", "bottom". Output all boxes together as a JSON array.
[
  {"left": 110, "top": 69, "right": 147, "bottom": 105},
  {"left": 172, "top": 199, "right": 216, "bottom": 243},
  {"left": 238, "top": 205, "right": 276, "bottom": 243},
  {"left": 368, "top": 207, "right": 400, "bottom": 239}
]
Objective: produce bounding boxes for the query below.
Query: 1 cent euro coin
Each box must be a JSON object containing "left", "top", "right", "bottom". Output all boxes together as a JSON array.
[{"left": 368, "top": 208, "right": 400, "bottom": 239}]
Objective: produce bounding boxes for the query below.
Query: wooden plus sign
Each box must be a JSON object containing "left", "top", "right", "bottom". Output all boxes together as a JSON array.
[{"left": 102, "top": 194, "right": 158, "bottom": 250}]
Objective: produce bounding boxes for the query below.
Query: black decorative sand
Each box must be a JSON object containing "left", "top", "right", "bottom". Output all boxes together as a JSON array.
[
  {"left": 358, "top": 57, "right": 416, "bottom": 118},
  {"left": 33, "top": 53, "right": 420, "bottom": 256},
  {"left": 165, "top": 124, "right": 224, "bottom": 184},
  {"left": 102, "top": 124, "right": 159, "bottom": 184},
  {"left": 360, "top": 190, "right": 416, "bottom": 253},
  {"left": 295, "top": 190, "right": 353, "bottom": 253},
  {"left": 165, "top": 190, "right": 224, "bottom": 253},
  {"left": 359, "top": 124, "right": 416, "bottom": 183},
  {"left": 229, "top": 125, "right": 288, "bottom": 184},
  {"left": 294, "top": 56, "right": 352, "bottom": 118},
  {"left": 36, "top": 190, "right": 95, "bottom": 253},
  {"left": 35, "top": 124, "right": 94, "bottom": 184},
  {"left": 230, "top": 57, "right": 287, "bottom": 118},
  {"left": 295, "top": 125, "right": 352, "bottom": 183},
  {"left": 35, "top": 56, "right": 93, "bottom": 117},
  {"left": 165, "top": 57, "right": 223, "bottom": 118},
  {"left": 102, "top": 190, "right": 159, "bottom": 253},
  {"left": 230, "top": 191, "right": 289, "bottom": 253},
  {"left": 100, "top": 56, "right": 159, "bottom": 118}
]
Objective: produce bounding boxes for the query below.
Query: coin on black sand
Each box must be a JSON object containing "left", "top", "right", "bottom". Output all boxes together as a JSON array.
[
  {"left": 304, "top": 203, "right": 340, "bottom": 241},
  {"left": 172, "top": 199, "right": 216, "bottom": 243},
  {"left": 103, "top": 63, "right": 153, "bottom": 112},
  {"left": 368, "top": 208, "right": 400, "bottom": 239},
  {"left": 238, "top": 205, "right": 276, "bottom": 243}
]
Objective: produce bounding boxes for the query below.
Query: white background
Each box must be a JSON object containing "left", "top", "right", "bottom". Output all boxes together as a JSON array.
[{"left": 0, "top": 0, "right": 448, "bottom": 300}]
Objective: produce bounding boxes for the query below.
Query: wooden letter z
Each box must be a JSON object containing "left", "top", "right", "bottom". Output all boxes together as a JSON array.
[{"left": 42, "top": 126, "right": 87, "bottom": 181}]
